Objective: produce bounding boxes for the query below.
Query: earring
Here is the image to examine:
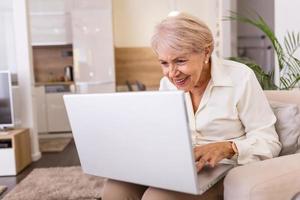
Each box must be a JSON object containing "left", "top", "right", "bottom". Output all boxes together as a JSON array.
[{"left": 205, "top": 60, "right": 209, "bottom": 64}]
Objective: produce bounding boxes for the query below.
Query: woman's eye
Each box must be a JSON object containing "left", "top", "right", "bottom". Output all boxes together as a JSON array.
[
  {"left": 176, "top": 60, "right": 187, "bottom": 65},
  {"left": 160, "top": 62, "right": 168, "bottom": 67}
]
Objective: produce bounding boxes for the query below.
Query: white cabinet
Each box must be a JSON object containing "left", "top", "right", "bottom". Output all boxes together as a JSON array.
[
  {"left": 34, "top": 86, "right": 71, "bottom": 133},
  {"left": 35, "top": 86, "right": 48, "bottom": 133},
  {"left": 0, "top": 148, "right": 15, "bottom": 175},
  {"left": 29, "top": 0, "right": 72, "bottom": 45},
  {"left": 30, "top": 12, "right": 72, "bottom": 46},
  {"left": 72, "top": 0, "right": 115, "bottom": 93},
  {"left": 0, "top": 129, "right": 32, "bottom": 176},
  {"left": 46, "top": 92, "right": 71, "bottom": 132}
]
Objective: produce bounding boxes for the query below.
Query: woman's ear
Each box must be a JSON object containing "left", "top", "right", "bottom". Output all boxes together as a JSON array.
[
  {"left": 205, "top": 45, "right": 213, "bottom": 56},
  {"left": 204, "top": 46, "right": 212, "bottom": 61}
]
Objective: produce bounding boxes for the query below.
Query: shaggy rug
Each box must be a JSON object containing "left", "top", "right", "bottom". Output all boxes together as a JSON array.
[
  {"left": 39, "top": 138, "right": 72, "bottom": 152},
  {"left": 2, "top": 166, "right": 106, "bottom": 200}
]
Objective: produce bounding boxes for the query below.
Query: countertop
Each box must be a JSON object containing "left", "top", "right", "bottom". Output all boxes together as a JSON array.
[{"left": 35, "top": 81, "right": 74, "bottom": 86}]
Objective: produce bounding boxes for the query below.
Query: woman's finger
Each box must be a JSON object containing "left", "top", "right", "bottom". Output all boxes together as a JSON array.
[
  {"left": 193, "top": 146, "right": 205, "bottom": 161},
  {"left": 196, "top": 157, "right": 207, "bottom": 172},
  {"left": 196, "top": 152, "right": 212, "bottom": 172}
]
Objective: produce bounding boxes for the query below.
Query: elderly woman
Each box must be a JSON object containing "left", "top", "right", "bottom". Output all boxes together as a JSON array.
[{"left": 102, "top": 13, "right": 281, "bottom": 200}]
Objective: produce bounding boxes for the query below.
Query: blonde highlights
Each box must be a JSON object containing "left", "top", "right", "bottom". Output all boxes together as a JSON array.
[{"left": 151, "top": 13, "right": 214, "bottom": 55}]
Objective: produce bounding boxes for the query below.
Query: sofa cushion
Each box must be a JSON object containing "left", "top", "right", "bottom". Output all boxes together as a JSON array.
[
  {"left": 269, "top": 101, "right": 300, "bottom": 156},
  {"left": 224, "top": 153, "right": 300, "bottom": 200}
]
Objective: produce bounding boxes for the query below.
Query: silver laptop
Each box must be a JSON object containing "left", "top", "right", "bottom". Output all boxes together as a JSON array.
[{"left": 63, "top": 91, "right": 233, "bottom": 195}]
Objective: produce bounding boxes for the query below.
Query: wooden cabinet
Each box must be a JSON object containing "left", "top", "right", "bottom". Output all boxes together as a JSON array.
[{"left": 0, "top": 129, "right": 32, "bottom": 176}]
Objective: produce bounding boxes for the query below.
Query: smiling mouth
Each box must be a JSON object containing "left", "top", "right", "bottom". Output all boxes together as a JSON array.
[{"left": 174, "top": 76, "right": 189, "bottom": 86}]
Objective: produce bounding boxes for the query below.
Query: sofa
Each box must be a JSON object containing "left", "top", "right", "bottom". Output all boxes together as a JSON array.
[{"left": 224, "top": 90, "right": 300, "bottom": 200}]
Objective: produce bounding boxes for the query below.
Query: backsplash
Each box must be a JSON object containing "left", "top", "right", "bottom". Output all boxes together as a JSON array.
[
  {"left": 115, "top": 47, "right": 162, "bottom": 88},
  {"left": 32, "top": 45, "right": 73, "bottom": 83},
  {"left": 33, "top": 46, "right": 162, "bottom": 89}
]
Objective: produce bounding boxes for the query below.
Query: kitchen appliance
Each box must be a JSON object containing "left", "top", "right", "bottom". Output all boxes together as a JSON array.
[{"left": 64, "top": 65, "right": 73, "bottom": 82}]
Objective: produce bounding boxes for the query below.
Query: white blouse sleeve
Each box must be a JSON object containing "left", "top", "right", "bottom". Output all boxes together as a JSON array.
[{"left": 234, "top": 70, "right": 282, "bottom": 165}]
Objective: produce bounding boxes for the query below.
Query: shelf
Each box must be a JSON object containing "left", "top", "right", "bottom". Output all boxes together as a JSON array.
[
  {"left": 31, "top": 42, "right": 72, "bottom": 47},
  {"left": 0, "top": 128, "right": 28, "bottom": 139},
  {"left": 30, "top": 11, "right": 70, "bottom": 16},
  {"left": 35, "top": 81, "right": 74, "bottom": 86}
]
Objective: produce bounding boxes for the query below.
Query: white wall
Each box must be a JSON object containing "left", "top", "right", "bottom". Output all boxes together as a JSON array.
[
  {"left": 113, "top": 0, "right": 169, "bottom": 47},
  {"left": 112, "top": 0, "right": 236, "bottom": 57},
  {"left": 176, "top": 0, "right": 218, "bottom": 38},
  {"left": 221, "top": 0, "right": 237, "bottom": 58},
  {"left": 13, "top": 0, "right": 41, "bottom": 161},
  {"left": 274, "top": 0, "right": 300, "bottom": 87},
  {"left": 0, "top": 1, "right": 17, "bottom": 73},
  {"left": 112, "top": 0, "right": 218, "bottom": 47},
  {"left": 275, "top": 0, "right": 300, "bottom": 59}
]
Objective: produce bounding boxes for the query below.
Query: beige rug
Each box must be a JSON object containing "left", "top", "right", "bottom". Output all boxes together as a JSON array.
[
  {"left": 39, "top": 138, "right": 72, "bottom": 152},
  {"left": 2, "top": 166, "right": 105, "bottom": 200}
]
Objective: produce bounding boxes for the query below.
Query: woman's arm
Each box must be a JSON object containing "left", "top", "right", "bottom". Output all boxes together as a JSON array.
[
  {"left": 234, "top": 70, "right": 282, "bottom": 164},
  {"left": 194, "top": 70, "right": 282, "bottom": 171}
]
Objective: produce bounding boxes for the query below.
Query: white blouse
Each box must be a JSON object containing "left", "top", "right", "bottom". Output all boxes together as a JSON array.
[{"left": 159, "top": 56, "right": 282, "bottom": 165}]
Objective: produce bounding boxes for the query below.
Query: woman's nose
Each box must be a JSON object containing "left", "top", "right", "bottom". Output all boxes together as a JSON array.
[{"left": 168, "top": 65, "right": 177, "bottom": 78}]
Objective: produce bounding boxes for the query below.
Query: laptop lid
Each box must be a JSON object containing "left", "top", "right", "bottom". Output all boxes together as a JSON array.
[{"left": 64, "top": 91, "right": 201, "bottom": 194}]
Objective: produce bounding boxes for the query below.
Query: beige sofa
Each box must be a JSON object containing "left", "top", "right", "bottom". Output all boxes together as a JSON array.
[{"left": 224, "top": 90, "right": 300, "bottom": 200}]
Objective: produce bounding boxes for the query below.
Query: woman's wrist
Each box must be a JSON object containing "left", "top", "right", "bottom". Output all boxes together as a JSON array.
[
  {"left": 226, "top": 141, "right": 237, "bottom": 158},
  {"left": 230, "top": 141, "right": 238, "bottom": 158}
]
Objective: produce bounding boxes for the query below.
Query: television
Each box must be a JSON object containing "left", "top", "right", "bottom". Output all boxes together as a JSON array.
[{"left": 0, "top": 71, "right": 14, "bottom": 130}]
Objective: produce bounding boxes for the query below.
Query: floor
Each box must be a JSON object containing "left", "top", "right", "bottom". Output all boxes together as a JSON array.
[{"left": 0, "top": 139, "right": 80, "bottom": 199}]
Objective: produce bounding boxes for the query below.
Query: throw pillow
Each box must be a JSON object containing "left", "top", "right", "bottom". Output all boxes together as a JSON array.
[{"left": 269, "top": 101, "right": 300, "bottom": 156}]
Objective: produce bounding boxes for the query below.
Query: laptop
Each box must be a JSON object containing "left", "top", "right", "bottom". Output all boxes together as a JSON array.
[{"left": 63, "top": 91, "right": 233, "bottom": 195}]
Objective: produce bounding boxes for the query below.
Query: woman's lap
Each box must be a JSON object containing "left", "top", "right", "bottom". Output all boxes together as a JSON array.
[
  {"left": 102, "top": 179, "right": 147, "bottom": 200},
  {"left": 102, "top": 179, "right": 224, "bottom": 200}
]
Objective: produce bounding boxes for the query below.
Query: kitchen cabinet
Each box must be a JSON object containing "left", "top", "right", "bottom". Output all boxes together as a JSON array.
[
  {"left": 35, "top": 86, "right": 48, "bottom": 133},
  {"left": 34, "top": 86, "right": 72, "bottom": 133},
  {"left": 29, "top": 0, "right": 72, "bottom": 46},
  {"left": 46, "top": 92, "right": 71, "bottom": 133},
  {"left": 72, "top": 0, "right": 116, "bottom": 93}
]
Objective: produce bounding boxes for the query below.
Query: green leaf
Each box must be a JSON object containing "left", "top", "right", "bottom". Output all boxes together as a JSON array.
[
  {"left": 226, "top": 11, "right": 300, "bottom": 89},
  {"left": 285, "top": 32, "right": 300, "bottom": 56}
]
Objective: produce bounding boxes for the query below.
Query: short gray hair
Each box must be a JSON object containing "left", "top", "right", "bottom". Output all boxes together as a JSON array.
[{"left": 151, "top": 12, "right": 214, "bottom": 55}]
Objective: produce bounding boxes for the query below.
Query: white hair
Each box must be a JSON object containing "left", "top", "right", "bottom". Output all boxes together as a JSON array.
[{"left": 151, "top": 12, "right": 214, "bottom": 55}]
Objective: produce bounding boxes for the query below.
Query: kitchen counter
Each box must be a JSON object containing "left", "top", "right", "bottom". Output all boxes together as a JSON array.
[{"left": 35, "top": 81, "right": 74, "bottom": 86}]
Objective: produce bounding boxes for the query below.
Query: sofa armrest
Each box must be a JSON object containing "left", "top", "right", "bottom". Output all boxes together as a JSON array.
[{"left": 224, "top": 153, "right": 300, "bottom": 200}]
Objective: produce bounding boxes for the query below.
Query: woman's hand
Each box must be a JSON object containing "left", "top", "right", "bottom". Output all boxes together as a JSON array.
[{"left": 193, "top": 142, "right": 235, "bottom": 172}]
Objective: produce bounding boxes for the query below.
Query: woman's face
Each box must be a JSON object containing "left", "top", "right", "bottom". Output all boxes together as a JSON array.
[{"left": 158, "top": 49, "right": 207, "bottom": 92}]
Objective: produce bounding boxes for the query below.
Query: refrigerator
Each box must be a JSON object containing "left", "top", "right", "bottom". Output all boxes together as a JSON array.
[{"left": 71, "top": 0, "right": 115, "bottom": 94}]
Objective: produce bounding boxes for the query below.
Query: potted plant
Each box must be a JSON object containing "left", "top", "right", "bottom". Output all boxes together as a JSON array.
[{"left": 226, "top": 11, "right": 300, "bottom": 90}]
